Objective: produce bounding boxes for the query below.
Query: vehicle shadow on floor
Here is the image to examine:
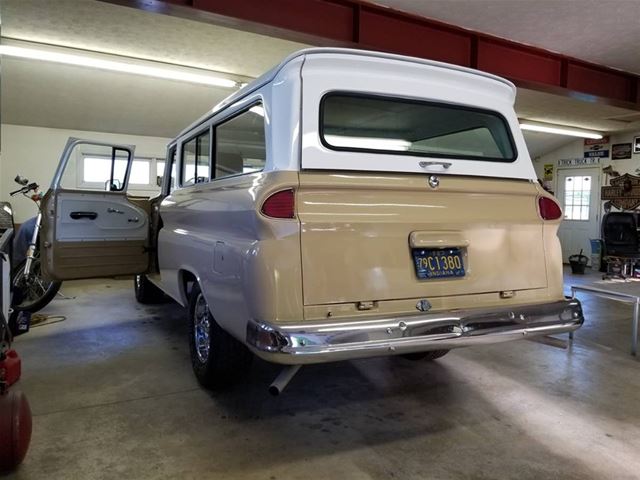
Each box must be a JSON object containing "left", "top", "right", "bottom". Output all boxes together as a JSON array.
[{"left": 200, "top": 356, "right": 604, "bottom": 479}]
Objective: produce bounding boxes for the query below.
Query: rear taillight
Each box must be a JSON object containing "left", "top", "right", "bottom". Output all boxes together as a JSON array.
[
  {"left": 261, "top": 189, "right": 295, "bottom": 219},
  {"left": 538, "top": 196, "right": 562, "bottom": 220}
]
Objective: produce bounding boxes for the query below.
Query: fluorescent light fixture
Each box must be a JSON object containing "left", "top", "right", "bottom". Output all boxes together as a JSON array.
[
  {"left": 0, "top": 44, "right": 238, "bottom": 88},
  {"left": 520, "top": 122, "right": 603, "bottom": 140},
  {"left": 325, "top": 135, "right": 411, "bottom": 151}
]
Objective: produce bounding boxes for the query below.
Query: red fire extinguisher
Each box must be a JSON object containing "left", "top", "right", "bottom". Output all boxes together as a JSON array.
[{"left": 0, "top": 348, "right": 32, "bottom": 472}]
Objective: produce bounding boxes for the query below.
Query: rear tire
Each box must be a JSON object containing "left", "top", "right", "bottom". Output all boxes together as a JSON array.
[
  {"left": 133, "top": 274, "right": 166, "bottom": 304},
  {"left": 401, "top": 349, "right": 450, "bottom": 361},
  {"left": 188, "top": 283, "right": 252, "bottom": 389}
]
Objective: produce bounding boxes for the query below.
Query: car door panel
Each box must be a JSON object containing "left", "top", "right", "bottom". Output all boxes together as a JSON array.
[
  {"left": 40, "top": 138, "right": 151, "bottom": 281},
  {"left": 56, "top": 191, "right": 147, "bottom": 241}
]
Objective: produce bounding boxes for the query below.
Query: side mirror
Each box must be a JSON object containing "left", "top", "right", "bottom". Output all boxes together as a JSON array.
[
  {"left": 105, "top": 179, "right": 122, "bottom": 191},
  {"left": 14, "top": 175, "right": 29, "bottom": 186}
]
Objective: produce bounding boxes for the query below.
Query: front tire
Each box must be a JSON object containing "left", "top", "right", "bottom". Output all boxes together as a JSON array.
[
  {"left": 133, "top": 274, "right": 165, "bottom": 304},
  {"left": 188, "top": 283, "right": 252, "bottom": 389}
]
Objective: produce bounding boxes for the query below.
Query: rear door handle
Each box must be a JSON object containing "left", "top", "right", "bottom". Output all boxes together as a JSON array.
[
  {"left": 419, "top": 161, "right": 452, "bottom": 170},
  {"left": 70, "top": 211, "right": 98, "bottom": 220}
]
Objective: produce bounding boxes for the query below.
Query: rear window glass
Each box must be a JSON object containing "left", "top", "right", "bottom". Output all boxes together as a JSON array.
[{"left": 321, "top": 93, "right": 516, "bottom": 162}]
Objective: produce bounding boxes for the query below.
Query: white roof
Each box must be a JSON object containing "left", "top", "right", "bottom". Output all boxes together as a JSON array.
[{"left": 174, "top": 47, "right": 515, "bottom": 140}]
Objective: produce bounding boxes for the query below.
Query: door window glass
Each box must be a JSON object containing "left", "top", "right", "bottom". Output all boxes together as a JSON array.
[
  {"left": 215, "top": 104, "right": 266, "bottom": 179},
  {"left": 181, "top": 130, "right": 210, "bottom": 186},
  {"left": 65, "top": 144, "right": 132, "bottom": 191},
  {"left": 563, "top": 176, "right": 591, "bottom": 220}
]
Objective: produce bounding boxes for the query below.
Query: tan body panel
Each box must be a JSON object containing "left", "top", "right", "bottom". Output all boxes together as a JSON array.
[
  {"left": 43, "top": 240, "right": 148, "bottom": 280},
  {"left": 297, "top": 172, "right": 548, "bottom": 307}
]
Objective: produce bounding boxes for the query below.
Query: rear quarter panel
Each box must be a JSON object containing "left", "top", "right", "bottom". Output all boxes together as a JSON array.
[{"left": 157, "top": 171, "right": 302, "bottom": 341}]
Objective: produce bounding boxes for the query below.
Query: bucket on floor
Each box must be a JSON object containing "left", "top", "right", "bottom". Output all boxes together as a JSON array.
[{"left": 569, "top": 250, "right": 588, "bottom": 274}]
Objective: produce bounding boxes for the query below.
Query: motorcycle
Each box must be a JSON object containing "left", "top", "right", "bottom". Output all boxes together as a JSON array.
[{"left": 10, "top": 175, "right": 62, "bottom": 313}]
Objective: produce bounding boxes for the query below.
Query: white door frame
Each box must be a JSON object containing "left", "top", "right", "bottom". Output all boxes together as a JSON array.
[
  {"left": 556, "top": 166, "right": 602, "bottom": 263},
  {"left": 555, "top": 165, "right": 602, "bottom": 220}
]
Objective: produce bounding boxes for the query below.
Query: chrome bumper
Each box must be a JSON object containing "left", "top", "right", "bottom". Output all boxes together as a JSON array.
[{"left": 246, "top": 299, "right": 584, "bottom": 365}]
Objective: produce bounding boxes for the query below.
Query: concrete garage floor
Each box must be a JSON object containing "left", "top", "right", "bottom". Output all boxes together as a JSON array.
[{"left": 6, "top": 268, "right": 640, "bottom": 480}]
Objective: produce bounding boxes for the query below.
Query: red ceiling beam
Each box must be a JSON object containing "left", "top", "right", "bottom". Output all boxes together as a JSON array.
[{"left": 103, "top": 0, "right": 640, "bottom": 109}]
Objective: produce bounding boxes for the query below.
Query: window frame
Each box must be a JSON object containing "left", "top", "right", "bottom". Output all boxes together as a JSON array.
[
  {"left": 318, "top": 91, "right": 518, "bottom": 163},
  {"left": 180, "top": 127, "right": 212, "bottom": 187},
  {"left": 211, "top": 101, "right": 266, "bottom": 182},
  {"left": 77, "top": 153, "right": 161, "bottom": 192},
  {"left": 162, "top": 144, "right": 177, "bottom": 195}
]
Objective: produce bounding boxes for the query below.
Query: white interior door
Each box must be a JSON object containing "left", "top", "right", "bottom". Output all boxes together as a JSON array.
[{"left": 556, "top": 167, "right": 600, "bottom": 263}]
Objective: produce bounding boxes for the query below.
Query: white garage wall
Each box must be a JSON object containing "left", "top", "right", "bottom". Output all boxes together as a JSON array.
[
  {"left": 1, "top": 124, "right": 171, "bottom": 223},
  {"left": 532, "top": 131, "right": 640, "bottom": 188}
]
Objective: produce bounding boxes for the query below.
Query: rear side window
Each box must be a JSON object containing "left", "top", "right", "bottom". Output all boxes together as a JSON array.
[
  {"left": 181, "top": 129, "right": 210, "bottom": 186},
  {"left": 215, "top": 105, "right": 266, "bottom": 179},
  {"left": 321, "top": 93, "right": 516, "bottom": 162}
]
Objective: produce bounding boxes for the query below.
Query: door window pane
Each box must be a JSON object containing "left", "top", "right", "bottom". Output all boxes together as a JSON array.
[
  {"left": 181, "top": 130, "right": 210, "bottom": 186},
  {"left": 83, "top": 157, "right": 149, "bottom": 185},
  {"left": 215, "top": 105, "right": 266, "bottom": 179},
  {"left": 563, "top": 176, "right": 591, "bottom": 220}
]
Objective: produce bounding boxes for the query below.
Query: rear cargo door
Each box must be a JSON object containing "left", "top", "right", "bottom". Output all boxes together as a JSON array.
[
  {"left": 297, "top": 53, "right": 545, "bottom": 306},
  {"left": 297, "top": 173, "right": 546, "bottom": 305}
]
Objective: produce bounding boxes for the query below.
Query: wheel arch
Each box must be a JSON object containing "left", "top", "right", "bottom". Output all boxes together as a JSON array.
[{"left": 178, "top": 269, "right": 198, "bottom": 307}]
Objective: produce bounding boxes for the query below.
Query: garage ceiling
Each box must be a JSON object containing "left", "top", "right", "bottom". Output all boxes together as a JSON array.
[
  {"left": 374, "top": 0, "right": 640, "bottom": 75},
  {"left": 2, "top": 0, "right": 640, "bottom": 156},
  {"left": 0, "top": 0, "right": 306, "bottom": 78}
]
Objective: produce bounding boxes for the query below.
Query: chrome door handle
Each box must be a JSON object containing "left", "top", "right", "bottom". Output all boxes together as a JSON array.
[
  {"left": 107, "top": 207, "right": 124, "bottom": 214},
  {"left": 70, "top": 211, "right": 97, "bottom": 220},
  {"left": 128, "top": 217, "right": 139, "bottom": 223},
  {"left": 419, "top": 161, "right": 452, "bottom": 170}
]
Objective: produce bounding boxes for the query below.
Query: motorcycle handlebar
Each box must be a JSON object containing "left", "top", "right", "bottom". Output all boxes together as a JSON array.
[{"left": 9, "top": 182, "right": 39, "bottom": 197}]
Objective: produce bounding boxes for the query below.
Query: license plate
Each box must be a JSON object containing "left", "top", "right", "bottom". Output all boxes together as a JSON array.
[{"left": 412, "top": 248, "right": 465, "bottom": 279}]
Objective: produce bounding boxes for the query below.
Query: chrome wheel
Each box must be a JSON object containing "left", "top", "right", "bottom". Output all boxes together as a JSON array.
[{"left": 193, "top": 292, "right": 211, "bottom": 364}]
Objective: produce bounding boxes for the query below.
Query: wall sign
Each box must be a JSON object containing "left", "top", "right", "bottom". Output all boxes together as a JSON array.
[
  {"left": 584, "top": 136, "right": 609, "bottom": 146},
  {"left": 634, "top": 136, "right": 640, "bottom": 154},
  {"left": 584, "top": 135, "right": 609, "bottom": 159},
  {"left": 601, "top": 173, "right": 640, "bottom": 210},
  {"left": 543, "top": 163, "right": 554, "bottom": 180},
  {"left": 612, "top": 143, "right": 632, "bottom": 160},
  {"left": 584, "top": 150, "right": 609, "bottom": 158},
  {"left": 557, "top": 157, "right": 601, "bottom": 167}
]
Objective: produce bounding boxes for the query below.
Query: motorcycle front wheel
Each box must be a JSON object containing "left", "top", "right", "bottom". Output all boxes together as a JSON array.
[{"left": 12, "top": 254, "right": 62, "bottom": 313}]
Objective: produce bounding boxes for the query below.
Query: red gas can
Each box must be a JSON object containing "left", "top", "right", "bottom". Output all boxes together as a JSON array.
[
  {"left": 0, "top": 350, "right": 21, "bottom": 387},
  {"left": 0, "top": 390, "right": 33, "bottom": 472}
]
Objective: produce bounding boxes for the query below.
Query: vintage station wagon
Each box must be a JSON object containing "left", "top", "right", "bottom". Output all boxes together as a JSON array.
[{"left": 41, "top": 48, "right": 584, "bottom": 394}]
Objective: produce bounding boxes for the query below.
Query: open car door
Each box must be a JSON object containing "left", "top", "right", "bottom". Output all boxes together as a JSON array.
[{"left": 41, "top": 138, "right": 150, "bottom": 281}]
